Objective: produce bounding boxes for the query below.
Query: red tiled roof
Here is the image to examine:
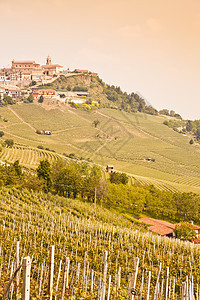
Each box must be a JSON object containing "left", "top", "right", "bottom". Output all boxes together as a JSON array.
[
  {"left": 39, "top": 89, "right": 56, "bottom": 93},
  {"left": 42, "top": 65, "right": 63, "bottom": 68},
  {"left": 194, "top": 235, "right": 200, "bottom": 244},
  {"left": 5, "top": 86, "right": 21, "bottom": 91},
  {"left": 140, "top": 217, "right": 200, "bottom": 237},
  {"left": 12, "top": 60, "right": 36, "bottom": 64},
  {"left": 140, "top": 217, "right": 176, "bottom": 229},
  {"left": 148, "top": 225, "right": 174, "bottom": 236}
]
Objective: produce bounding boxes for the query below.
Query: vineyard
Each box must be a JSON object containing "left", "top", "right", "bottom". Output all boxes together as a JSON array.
[
  {"left": 2, "top": 145, "right": 200, "bottom": 194},
  {"left": 0, "top": 187, "right": 200, "bottom": 299},
  {"left": 0, "top": 146, "right": 62, "bottom": 169},
  {"left": 1, "top": 104, "right": 200, "bottom": 194}
]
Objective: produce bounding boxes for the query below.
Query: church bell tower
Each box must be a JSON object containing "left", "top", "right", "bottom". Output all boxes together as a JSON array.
[{"left": 46, "top": 55, "right": 52, "bottom": 65}]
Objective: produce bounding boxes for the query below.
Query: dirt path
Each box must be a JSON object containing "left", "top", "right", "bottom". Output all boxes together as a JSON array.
[{"left": 8, "top": 107, "right": 36, "bottom": 131}]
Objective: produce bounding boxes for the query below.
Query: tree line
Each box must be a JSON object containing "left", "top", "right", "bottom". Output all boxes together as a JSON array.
[{"left": 1, "top": 158, "right": 199, "bottom": 224}]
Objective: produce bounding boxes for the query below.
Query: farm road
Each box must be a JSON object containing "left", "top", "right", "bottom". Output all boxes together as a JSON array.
[{"left": 8, "top": 107, "right": 36, "bottom": 131}]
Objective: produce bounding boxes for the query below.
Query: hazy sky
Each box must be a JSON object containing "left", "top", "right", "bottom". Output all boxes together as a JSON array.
[{"left": 0, "top": 0, "right": 200, "bottom": 119}]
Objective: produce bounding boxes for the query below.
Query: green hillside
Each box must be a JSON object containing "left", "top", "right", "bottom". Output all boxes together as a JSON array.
[
  {"left": 0, "top": 187, "right": 200, "bottom": 298},
  {"left": 39, "top": 74, "right": 157, "bottom": 114},
  {"left": 0, "top": 103, "right": 200, "bottom": 193}
]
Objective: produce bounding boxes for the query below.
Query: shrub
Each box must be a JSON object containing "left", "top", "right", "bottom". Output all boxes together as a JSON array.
[{"left": 5, "top": 139, "right": 14, "bottom": 148}]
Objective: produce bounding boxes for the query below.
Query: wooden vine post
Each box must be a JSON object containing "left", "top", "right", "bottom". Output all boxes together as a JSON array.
[
  {"left": 165, "top": 267, "right": 169, "bottom": 300},
  {"left": 15, "top": 241, "right": 20, "bottom": 300},
  {"left": 128, "top": 257, "right": 139, "bottom": 300},
  {"left": 48, "top": 245, "right": 55, "bottom": 300},
  {"left": 22, "top": 256, "right": 31, "bottom": 300},
  {"left": 60, "top": 257, "right": 70, "bottom": 300},
  {"left": 101, "top": 250, "right": 108, "bottom": 300},
  {"left": 181, "top": 282, "right": 187, "bottom": 300}
]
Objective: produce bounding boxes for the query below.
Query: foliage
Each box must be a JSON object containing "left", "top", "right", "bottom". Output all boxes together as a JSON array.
[
  {"left": 13, "top": 160, "right": 22, "bottom": 176},
  {"left": 27, "top": 94, "right": 34, "bottom": 103},
  {"left": 93, "top": 119, "right": 100, "bottom": 128},
  {"left": 174, "top": 223, "right": 197, "bottom": 241},
  {"left": 5, "top": 139, "right": 14, "bottom": 147},
  {"left": 189, "top": 138, "right": 194, "bottom": 144},
  {"left": 36, "top": 159, "right": 52, "bottom": 192},
  {"left": 38, "top": 95, "right": 44, "bottom": 103},
  {"left": 30, "top": 80, "right": 37, "bottom": 86},
  {"left": 0, "top": 187, "right": 200, "bottom": 298},
  {"left": 0, "top": 95, "right": 14, "bottom": 105},
  {"left": 109, "top": 172, "right": 129, "bottom": 185},
  {"left": 0, "top": 130, "right": 4, "bottom": 137}
]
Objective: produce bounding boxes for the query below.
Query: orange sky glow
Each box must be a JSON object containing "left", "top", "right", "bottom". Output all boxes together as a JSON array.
[{"left": 0, "top": 0, "right": 200, "bottom": 119}]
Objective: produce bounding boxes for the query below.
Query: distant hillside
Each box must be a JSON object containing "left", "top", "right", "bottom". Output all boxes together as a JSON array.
[
  {"left": 39, "top": 74, "right": 158, "bottom": 115},
  {"left": 1, "top": 104, "right": 200, "bottom": 193}
]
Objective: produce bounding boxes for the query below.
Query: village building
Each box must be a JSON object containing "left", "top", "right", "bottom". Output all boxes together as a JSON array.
[
  {"left": 4, "top": 86, "right": 22, "bottom": 98},
  {"left": 42, "top": 56, "right": 63, "bottom": 76},
  {"left": 38, "top": 89, "right": 56, "bottom": 98},
  {"left": 0, "top": 86, "right": 4, "bottom": 98},
  {"left": 31, "top": 88, "right": 39, "bottom": 99},
  {"left": 12, "top": 60, "right": 41, "bottom": 73},
  {"left": 0, "top": 85, "right": 22, "bottom": 98}
]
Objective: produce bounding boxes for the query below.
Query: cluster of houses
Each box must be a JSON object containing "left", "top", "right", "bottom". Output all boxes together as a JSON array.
[
  {"left": 0, "top": 85, "right": 22, "bottom": 99},
  {"left": 0, "top": 56, "right": 98, "bottom": 102},
  {"left": 0, "top": 56, "right": 63, "bottom": 83},
  {"left": 0, "top": 56, "right": 98, "bottom": 84}
]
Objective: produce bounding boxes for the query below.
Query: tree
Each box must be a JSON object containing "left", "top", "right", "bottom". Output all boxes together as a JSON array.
[
  {"left": 159, "top": 109, "right": 169, "bottom": 116},
  {"left": 13, "top": 160, "right": 22, "bottom": 177},
  {"left": 189, "top": 139, "right": 194, "bottom": 145},
  {"left": 170, "top": 110, "right": 175, "bottom": 117},
  {"left": 109, "top": 172, "right": 128, "bottom": 185},
  {"left": 27, "top": 94, "right": 34, "bottom": 103},
  {"left": 3, "top": 95, "right": 14, "bottom": 105},
  {"left": 186, "top": 121, "right": 192, "bottom": 132},
  {"left": 173, "top": 192, "right": 199, "bottom": 222},
  {"left": 174, "top": 223, "right": 197, "bottom": 242},
  {"left": 37, "top": 159, "right": 52, "bottom": 192},
  {"left": 54, "top": 163, "right": 82, "bottom": 198},
  {"left": 30, "top": 80, "right": 37, "bottom": 86},
  {"left": 38, "top": 95, "right": 44, "bottom": 103},
  {"left": 93, "top": 120, "right": 100, "bottom": 128},
  {"left": 195, "top": 128, "right": 200, "bottom": 140},
  {"left": 0, "top": 131, "right": 4, "bottom": 137},
  {"left": 5, "top": 139, "right": 14, "bottom": 148}
]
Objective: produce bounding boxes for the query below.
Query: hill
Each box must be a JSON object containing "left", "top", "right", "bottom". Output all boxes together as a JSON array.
[
  {"left": 1, "top": 103, "right": 200, "bottom": 193},
  {"left": 0, "top": 187, "right": 200, "bottom": 298},
  {"left": 38, "top": 74, "right": 157, "bottom": 114}
]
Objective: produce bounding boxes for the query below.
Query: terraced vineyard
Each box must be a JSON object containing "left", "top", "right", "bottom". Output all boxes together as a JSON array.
[
  {"left": 1, "top": 145, "right": 200, "bottom": 194},
  {"left": 0, "top": 188, "right": 200, "bottom": 299},
  {"left": 1, "top": 104, "right": 200, "bottom": 193},
  {"left": 0, "top": 145, "right": 62, "bottom": 168}
]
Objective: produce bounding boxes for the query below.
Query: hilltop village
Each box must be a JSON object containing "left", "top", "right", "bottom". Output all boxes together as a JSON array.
[{"left": 0, "top": 56, "right": 98, "bottom": 103}]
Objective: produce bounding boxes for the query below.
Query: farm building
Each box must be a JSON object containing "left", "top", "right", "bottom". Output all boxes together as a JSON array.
[
  {"left": 106, "top": 165, "right": 114, "bottom": 172},
  {"left": 140, "top": 217, "right": 200, "bottom": 243},
  {"left": 140, "top": 217, "right": 175, "bottom": 237}
]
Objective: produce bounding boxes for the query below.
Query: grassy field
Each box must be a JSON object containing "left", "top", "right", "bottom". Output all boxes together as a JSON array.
[{"left": 1, "top": 103, "right": 200, "bottom": 192}]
